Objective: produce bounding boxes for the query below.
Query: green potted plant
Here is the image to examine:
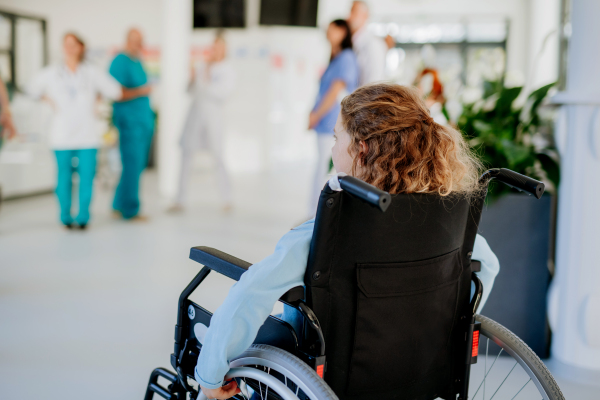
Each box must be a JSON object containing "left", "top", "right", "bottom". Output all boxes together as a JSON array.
[
  {"left": 457, "top": 78, "right": 559, "bottom": 358},
  {"left": 458, "top": 80, "right": 559, "bottom": 197}
]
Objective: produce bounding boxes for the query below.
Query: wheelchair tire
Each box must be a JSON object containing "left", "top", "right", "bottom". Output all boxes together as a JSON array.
[
  {"left": 228, "top": 344, "right": 339, "bottom": 400},
  {"left": 474, "top": 314, "right": 565, "bottom": 400}
]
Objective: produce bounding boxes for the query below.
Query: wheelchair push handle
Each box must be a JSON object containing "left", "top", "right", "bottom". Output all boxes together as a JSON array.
[
  {"left": 481, "top": 168, "right": 545, "bottom": 199},
  {"left": 338, "top": 175, "right": 392, "bottom": 212}
]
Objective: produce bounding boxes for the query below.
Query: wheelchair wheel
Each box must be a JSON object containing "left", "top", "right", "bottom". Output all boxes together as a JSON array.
[
  {"left": 197, "top": 344, "right": 338, "bottom": 400},
  {"left": 470, "top": 315, "right": 564, "bottom": 400}
]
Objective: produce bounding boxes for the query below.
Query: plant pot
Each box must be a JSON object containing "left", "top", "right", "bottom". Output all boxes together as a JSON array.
[{"left": 477, "top": 193, "right": 553, "bottom": 358}]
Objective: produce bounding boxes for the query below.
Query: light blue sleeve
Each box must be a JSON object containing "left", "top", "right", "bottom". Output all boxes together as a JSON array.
[
  {"left": 472, "top": 234, "right": 500, "bottom": 313},
  {"left": 333, "top": 50, "right": 359, "bottom": 91},
  {"left": 194, "top": 220, "right": 315, "bottom": 389}
]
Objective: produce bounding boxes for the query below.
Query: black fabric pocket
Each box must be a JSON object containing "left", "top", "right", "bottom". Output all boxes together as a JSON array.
[{"left": 346, "top": 249, "right": 462, "bottom": 396}]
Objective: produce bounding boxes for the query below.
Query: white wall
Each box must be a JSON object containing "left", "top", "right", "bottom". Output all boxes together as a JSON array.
[
  {"left": 0, "top": 0, "right": 555, "bottom": 198},
  {"left": 0, "top": 0, "right": 162, "bottom": 63},
  {"left": 319, "top": 0, "right": 534, "bottom": 80}
]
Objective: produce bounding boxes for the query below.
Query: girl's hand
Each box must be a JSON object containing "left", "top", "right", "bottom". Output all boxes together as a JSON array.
[
  {"left": 200, "top": 380, "right": 241, "bottom": 399},
  {"left": 308, "top": 112, "right": 320, "bottom": 129}
]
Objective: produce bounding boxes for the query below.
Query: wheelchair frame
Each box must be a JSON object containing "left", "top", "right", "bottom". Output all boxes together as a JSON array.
[{"left": 144, "top": 168, "right": 545, "bottom": 400}]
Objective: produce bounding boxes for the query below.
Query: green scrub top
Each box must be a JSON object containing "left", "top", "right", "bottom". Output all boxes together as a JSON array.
[{"left": 109, "top": 53, "right": 154, "bottom": 129}]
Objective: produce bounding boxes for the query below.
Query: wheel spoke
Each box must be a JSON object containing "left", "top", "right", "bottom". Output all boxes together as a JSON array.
[
  {"left": 489, "top": 361, "right": 518, "bottom": 400},
  {"left": 510, "top": 378, "right": 532, "bottom": 400},
  {"left": 484, "top": 338, "right": 489, "bottom": 400},
  {"left": 259, "top": 380, "right": 264, "bottom": 400},
  {"left": 471, "top": 348, "right": 504, "bottom": 399}
]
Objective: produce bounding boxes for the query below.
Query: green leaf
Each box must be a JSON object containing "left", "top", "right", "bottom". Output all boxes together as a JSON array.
[
  {"left": 495, "top": 87, "right": 523, "bottom": 117},
  {"left": 483, "top": 80, "right": 501, "bottom": 99},
  {"left": 536, "top": 152, "right": 560, "bottom": 187},
  {"left": 473, "top": 120, "right": 493, "bottom": 133},
  {"left": 500, "top": 139, "right": 531, "bottom": 167},
  {"left": 528, "top": 82, "right": 556, "bottom": 125}
]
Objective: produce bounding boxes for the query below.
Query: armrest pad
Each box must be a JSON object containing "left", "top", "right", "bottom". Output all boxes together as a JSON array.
[
  {"left": 189, "top": 246, "right": 306, "bottom": 305},
  {"left": 471, "top": 260, "right": 481, "bottom": 272},
  {"left": 189, "top": 246, "right": 252, "bottom": 281}
]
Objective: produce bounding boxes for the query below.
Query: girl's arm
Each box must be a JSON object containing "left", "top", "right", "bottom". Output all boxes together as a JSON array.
[
  {"left": 472, "top": 234, "right": 500, "bottom": 313},
  {"left": 309, "top": 80, "right": 346, "bottom": 129},
  {"left": 195, "top": 220, "right": 315, "bottom": 392}
]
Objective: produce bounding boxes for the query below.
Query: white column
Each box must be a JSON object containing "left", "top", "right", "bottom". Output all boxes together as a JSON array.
[
  {"left": 528, "top": 0, "right": 560, "bottom": 88},
  {"left": 158, "top": 0, "right": 191, "bottom": 198},
  {"left": 549, "top": 0, "right": 600, "bottom": 383}
]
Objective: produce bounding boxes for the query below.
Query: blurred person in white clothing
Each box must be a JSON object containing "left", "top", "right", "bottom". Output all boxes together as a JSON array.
[
  {"left": 347, "top": 1, "right": 388, "bottom": 86},
  {"left": 169, "top": 33, "right": 235, "bottom": 213},
  {"left": 28, "top": 33, "right": 147, "bottom": 229}
]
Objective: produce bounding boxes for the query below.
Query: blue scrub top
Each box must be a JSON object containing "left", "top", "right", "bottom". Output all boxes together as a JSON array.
[
  {"left": 313, "top": 48, "right": 359, "bottom": 134},
  {"left": 109, "top": 53, "right": 154, "bottom": 129}
]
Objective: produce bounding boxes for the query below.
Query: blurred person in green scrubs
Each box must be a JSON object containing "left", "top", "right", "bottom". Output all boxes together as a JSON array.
[
  {"left": 27, "top": 33, "right": 145, "bottom": 229},
  {"left": 109, "top": 28, "right": 154, "bottom": 221}
]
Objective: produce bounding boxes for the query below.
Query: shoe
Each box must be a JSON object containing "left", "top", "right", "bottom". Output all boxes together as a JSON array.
[
  {"left": 128, "top": 214, "right": 149, "bottom": 222},
  {"left": 79, "top": 223, "right": 87, "bottom": 230},
  {"left": 64, "top": 223, "right": 73, "bottom": 229},
  {"left": 167, "top": 204, "right": 184, "bottom": 213}
]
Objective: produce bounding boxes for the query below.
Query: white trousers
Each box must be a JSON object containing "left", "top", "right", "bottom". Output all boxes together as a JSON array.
[
  {"left": 309, "top": 133, "right": 336, "bottom": 216},
  {"left": 176, "top": 123, "right": 232, "bottom": 206}
]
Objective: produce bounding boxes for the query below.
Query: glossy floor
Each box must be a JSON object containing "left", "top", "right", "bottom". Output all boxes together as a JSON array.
[{"left": 0, "top": 169, "right": 596, "bottom": 399}]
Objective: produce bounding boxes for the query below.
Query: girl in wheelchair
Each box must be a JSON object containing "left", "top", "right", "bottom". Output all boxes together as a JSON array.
[{"left": 196, "top": 83, "right": 500, "bottom": 399}]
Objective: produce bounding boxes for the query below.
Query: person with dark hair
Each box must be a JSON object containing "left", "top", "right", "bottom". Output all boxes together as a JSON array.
[
  {"left": 27, "top": 33, "right": 145, "bottom": 229},
  {"left": 308, "top": 19, "right": 359, "bottom": 216}
]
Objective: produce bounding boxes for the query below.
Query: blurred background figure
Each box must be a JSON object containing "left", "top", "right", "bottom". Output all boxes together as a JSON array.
[
  {"left": 26, "top": 33, "right": 122, "bottom": 229},
  {"left": 347, "top": 0, "right": 387, "bottom": 86},
  {"left": 414, "top": 67, "right": 447, "bottom": 125},
  {"left": 0, "top": 78, "right": 16, "bottom": 143},
  {"left": 109, "top": 28, "right": 154, "bottom": 221},
  {"left": 308, "top": 19, "right": 358, "bottom": 216},
  {"left": 169, "top": 31, "right": 235, "bottom": 213}
]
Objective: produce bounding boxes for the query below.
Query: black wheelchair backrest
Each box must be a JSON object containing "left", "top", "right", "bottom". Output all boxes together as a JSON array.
[{"left": 304, "top": 182, "right": 479, "bottom": 400}]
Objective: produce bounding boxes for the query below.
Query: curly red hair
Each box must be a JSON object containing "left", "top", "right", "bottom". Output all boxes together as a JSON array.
[{"left": 340, "top": 83, "right": 481, "bottom": 196}]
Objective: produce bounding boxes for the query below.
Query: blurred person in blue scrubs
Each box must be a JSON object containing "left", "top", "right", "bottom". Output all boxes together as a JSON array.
[
  {"left": 308, "top": 19, "right": 359, "bottom": 216},
  {"left": 168, "top": 32, "right": 235, "bottom": 213},
  {"left": 27, "top": 33, "right": 145, "bottom": 229},
  {"left": 109, "top": 28, "right": 154, "bottom": 221}
]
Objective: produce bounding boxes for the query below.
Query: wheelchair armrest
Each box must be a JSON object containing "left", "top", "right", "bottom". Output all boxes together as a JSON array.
[
  {"left": 189, "top": 247, "right": 306, "bottom": 305},
  {"left": 189, "top": 246, "right": 251, "bottom": 281}
]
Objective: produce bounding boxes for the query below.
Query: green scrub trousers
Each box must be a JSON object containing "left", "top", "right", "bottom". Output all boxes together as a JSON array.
[
  {"left": 54, "top": 149, "right": 97, "bottom": 225},
  {"left": 112, "top": 119, "right": 153, "bottom": 218},
  {"left": 109, "top": 53, "right": 155, "bottom": 219}
]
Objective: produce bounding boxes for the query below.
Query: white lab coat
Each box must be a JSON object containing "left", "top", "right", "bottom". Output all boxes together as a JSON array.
[
  {"left": 27, "top": 63, "right": 121, "bottom": 150},
  {"left": 352, "top": 28, "right": 388, "bottom": 87},
  {"left": 176, "top": 60, "right": 236, "bottom": 204}
]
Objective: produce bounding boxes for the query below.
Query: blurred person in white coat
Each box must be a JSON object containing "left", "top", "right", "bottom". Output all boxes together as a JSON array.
[
  {"left": 27, "top": 33, "right": 145, "bottom": 229},
  {"left": 347, "top": 1, "right": 388, "bottom": 86},
  {"left": 169, "top": 33, "right": 235, "bottom": 213}
]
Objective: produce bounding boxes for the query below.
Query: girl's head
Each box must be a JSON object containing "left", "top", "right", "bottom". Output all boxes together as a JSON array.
[
  {"left": 63, "top": 32, "right": 85, "bottom": 63},
  {"left": 332, "top": 83, "right": 481, "bottom": 196},
  {"left": 327, "top": 19, "right": 353, "bottom": 52}
]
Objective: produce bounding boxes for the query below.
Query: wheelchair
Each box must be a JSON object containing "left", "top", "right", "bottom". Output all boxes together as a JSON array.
[{"left": 144, "top": 168, "right": 565, "bottom": 400}]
